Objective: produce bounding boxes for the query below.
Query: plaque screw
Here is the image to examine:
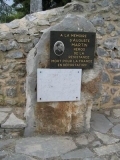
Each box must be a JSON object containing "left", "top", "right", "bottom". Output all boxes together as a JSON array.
[
  {"left": 76, "top": 97, "right": 78, "bottom": 99},
  {"left": 40, "top": 98, "right": 41, "bottom": 100},
  {"left": 40, "top": 71, "right": 41, "bottom": 73},
  {"left": 78, "top": 71, "right": 79, "bottom": 73}
]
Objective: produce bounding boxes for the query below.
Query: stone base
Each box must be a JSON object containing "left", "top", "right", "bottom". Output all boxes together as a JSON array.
[{"left": 35, "top": 100, "right": 92, "bottom": 134}]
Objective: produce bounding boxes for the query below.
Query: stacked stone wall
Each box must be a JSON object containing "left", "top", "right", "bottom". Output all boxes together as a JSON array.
[{"left": 0, "top": 0, "right": 119, "bottom": 136}]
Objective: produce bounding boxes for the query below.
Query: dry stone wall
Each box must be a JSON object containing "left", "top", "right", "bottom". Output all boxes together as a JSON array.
[{"left": 0, "top": 0, "right": 119, "bottom": 136}]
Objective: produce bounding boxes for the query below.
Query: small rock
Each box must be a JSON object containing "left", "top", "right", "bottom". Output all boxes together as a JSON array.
[
  {"left": 6, "top": 51, "right": 24, "bottom": 59},
  {"left": 0, "top": 108, "right": 12, "bottom": 112},
  {"left": 95, "top": 132, "right": 119, "bottom": 144},
  {"left": 94, "top": 143, "right": 120, "bottom": 156},
  {"left": 101, "top": 93, "right": 111, "bottom": 104},
  {"left": 84, "top": 158, "right": 105, "bottom": 160},
  {"left": 105, "top": 111, "right": 110, "bottom": 116},
  {"left": 0, "top": 112, "right": 8, "bottom": 124},
  {"left": 0, "top": 139, "right": 15, "bottom": 150},
  {"left": 108, "top": 117, "right": 120, "bottom": 123},
  {"left": 111, "top": 154, "right": 119, "bottom": 160},
  {"left": 20, "top": 87, "right": 25, "bottom": 94},
  {"left": 33, "top": 38, "right": 39, "bottom": 46},
  {"left": 5, "top": 99, "right": 17, "bottom": 105},
  {"left": 2, "top": 154, "right": 36, "bottom": 160},
  {"left": 113, "top": 0, "right": 120, "bottom": 6},
  {"left": 6, "top": 88, "right": 17, "bottom": 98},
  {"left": 113, "top": 109, "right": 120, "bottom": 118},
  {"left": 6, "top": 20, "right": 19, "bottom": 29},
  {"left": 76, "top": 135, "right": 88, "bottom": 145},
  {"left": 97, "top": 48, "right": 109, "bottom": 57},
  {"left": 6, "top": 79, "right": 17, "bottom": 86},
  {"left": 112, "top": 124, "right": 120, "bottom": 137},
  {"left": 103, "top": 38, "right": 118, "bottom": 50},
  {"left": 97, "top": 27, "right": 106, "bottom": 35},
  {"left": 111, "top": 88, "right": 118, "bottom": 95},
  {"left": 1, "top": 113, "right": 26, "bottom": 129},
  {"left": 113, "top": 97, "right": 120, "bottom": 105},
  {"left": 107, "top": 24, "right": 115, "bottom": 33},
  {"left": 0, "top": 43, "right": 6, "bottom": 51},
  {"left": 0, "top": 32, "right": 13, "bottom": 40},
  {"left": 92, "top": 0, "right": 99, "bottom": 2},
  {"left": 22, "top": 43, "right": 33, "bottom": 53},
  {"left": 102, "top": 72, "right": 110, "bottom": 83},
  {"left": 25, "top": 14, "right": 37, "bottom": 21},
  {"left": 99, "top": 0, "right": 109, "bottom": 7},
  {"left": 73, "top": 4, "right": 84, "bottom": 12},
  {"left": 0, "top": 150, "right": 8, "bottom": 159},
  {"left": 37, "top": 20, "right": 50, "bottom": 26},
  {"left": 15, "top": 136, "right": 77, "bottom": 158},
  {"left": 91, "top": 16, "right": 104, "bottom": 27},
  {"left": 113, "top": 75, "right": 120, "bottom": 85},
  {"left": 61, "top": 148, "right": 94, "bottom": 159},
  {"left": 2, "top": 65, "right": 9, "bottom": 72},
  {"left": 13, "top": 29, "right": 28, "bottom": 34},
  {"left": 92, "top": 141, "right": 102, "bottom": 147},
  {"left": 106, "top": 60, "right": 120, "bottom": 69},
  {"left": 89, "top": 4, "right": 97, "bottom": 11},
  {"left": 0, "top": 74, "right": 7, "bottom": 79},
  {"left": 110, "top": 51, "right": 117, "bottom": 59},
  {"left": 7, "top": 40, "right": 20, "bottom": 50},
  {"left": 91, "top": 112, "right": 113, "bottom": 133}
]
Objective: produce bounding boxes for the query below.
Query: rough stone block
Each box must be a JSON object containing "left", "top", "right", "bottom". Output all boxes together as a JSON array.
[{"left": 25, "top": 15, "right": 102, "bottom": 135}]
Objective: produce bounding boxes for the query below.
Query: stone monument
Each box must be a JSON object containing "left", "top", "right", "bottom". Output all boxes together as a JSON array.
[{"left": 25, "top": 14, "right": 102, "bottom": 136}]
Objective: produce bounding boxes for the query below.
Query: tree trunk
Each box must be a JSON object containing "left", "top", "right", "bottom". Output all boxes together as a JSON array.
[{"left": 30, "top": 0, "right": 42, "bottom": 13}]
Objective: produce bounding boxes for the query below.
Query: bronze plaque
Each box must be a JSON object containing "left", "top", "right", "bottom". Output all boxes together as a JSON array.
[{"left": 50, "top": 31, "right": 96, "bottom": 69}]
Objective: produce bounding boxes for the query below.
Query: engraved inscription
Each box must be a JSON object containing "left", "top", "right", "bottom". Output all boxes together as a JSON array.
[{"left": 50, "top": 31, "right": 96, "bottom": 69}]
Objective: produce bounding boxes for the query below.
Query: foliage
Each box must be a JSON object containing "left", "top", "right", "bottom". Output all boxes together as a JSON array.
[
  {"left": 0, "top": 0, "right": 12, "bottom": 23},
  {"left": 43, "top": 0, "right": 71, "bottom": 10},
  {"left": 0, "top": 0, "right": 71, "bottom": 23},
  {"left": 12, "top": 0, "right": 30, "bottom": 18}
]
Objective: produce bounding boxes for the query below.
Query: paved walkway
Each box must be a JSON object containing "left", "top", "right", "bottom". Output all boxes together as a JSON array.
[{"left": 0, "top": 109, "right": 120, "bottom": 160}]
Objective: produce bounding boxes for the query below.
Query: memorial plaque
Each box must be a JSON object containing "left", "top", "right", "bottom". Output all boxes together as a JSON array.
[
  {"left": 50, "top": 31, "right": 96, "bottom": 69},
  {"left": 37, "top": 69, "right": 82, "bottom": 102}
]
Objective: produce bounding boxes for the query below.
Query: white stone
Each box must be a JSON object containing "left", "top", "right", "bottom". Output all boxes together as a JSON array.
[
  {"left": 15, "top": 136, "right": 77, "bottom": 159},
  {"left": 76, "top": 135, "right": 88, "bottom": 145},
  {"left": 113, "top": 109, "right": 120, "bottom": 118},
  {"left": 0, "top": 108, "right": 12, "bottom": 112},
  {"left": 95, "top": 132, "right": 119, "bottom": 144},
  {"left": 94, "top": 143, "right": 120, "bottom": 156},
  {"left": 37, "top": 69, "right": 82, "bottom": 102},
  {"left": 0, "top": 112, "right": 8, "bottom": 124},
  {"left": 1, "top": 113, "right": 26, "bottom": 128}
]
